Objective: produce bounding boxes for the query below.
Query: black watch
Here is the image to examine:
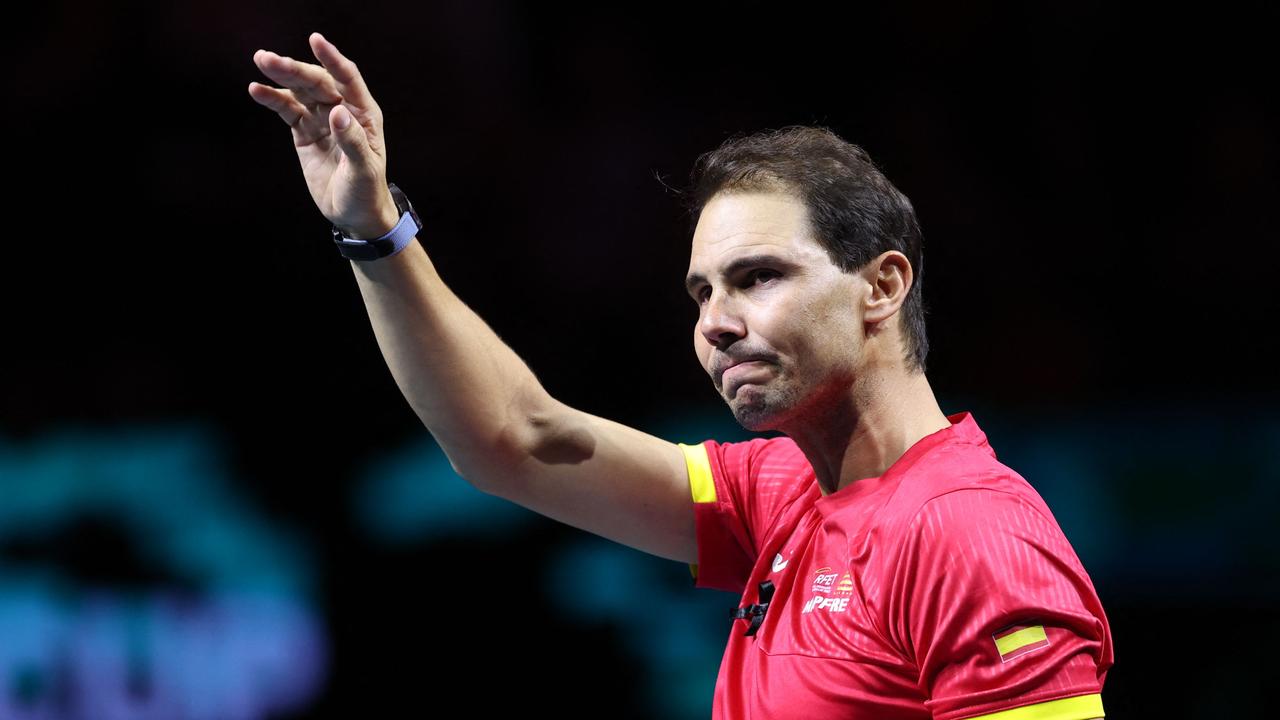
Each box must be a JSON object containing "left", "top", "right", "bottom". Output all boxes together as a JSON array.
[{"left": 332, "top": 183, "right": 423, "bottom": 261}]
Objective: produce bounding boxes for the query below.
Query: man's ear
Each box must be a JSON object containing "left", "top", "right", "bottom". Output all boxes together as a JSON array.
[{"left": 861, "top": 251, "right": 913, "bottom": 324}]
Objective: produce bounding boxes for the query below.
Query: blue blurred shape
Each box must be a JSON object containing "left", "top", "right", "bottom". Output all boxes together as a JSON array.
[
  {"left": 0, "top": 423, "right": 313, "bottom": 594},
  {"left": 0, "top": 581, "right": 326, "bottom": 720},
  {"left": 354, "top": 436, "right": 540, "bottom": 543},
  {"left": 0, "top": 422, "right": 327, "bottom": 719},
  {"left": 545, "top": 537, "right": 734, "bottom": 720}
]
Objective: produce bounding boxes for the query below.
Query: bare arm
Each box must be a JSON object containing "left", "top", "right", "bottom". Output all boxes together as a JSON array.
[
  {"left": 249, "top": 33, "right": 696, "bottom": 563},
  {"left": 350, "top": 240, "right": 697, "bottom": 563}
]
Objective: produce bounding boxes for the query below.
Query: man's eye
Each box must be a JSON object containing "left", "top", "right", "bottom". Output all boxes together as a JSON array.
[{"left": 695, "top": 271, "right": 778, "bottom": 304}]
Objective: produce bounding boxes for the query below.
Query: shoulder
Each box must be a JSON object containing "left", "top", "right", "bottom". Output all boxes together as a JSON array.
[
  {"left": 904, "top": 485, "right": 1082, "bottom": 571},
  {"left": 687, "top": 435, "right": 809, "bottom": 485},
  {"left": 889, "top": 485, "right": 1101, "bottom": 634},
  {"left": 823, "top": 442, "right": 1078, "bottom": 597},
  {"left": 914, "top": 486, "right": 1058, "bottom": 539},
  {"left": 888, "top": 442, "right": 1063, "bottom": 539},
  {"left": 885, "top": 486, "right": 1111, "bottom": 669}
]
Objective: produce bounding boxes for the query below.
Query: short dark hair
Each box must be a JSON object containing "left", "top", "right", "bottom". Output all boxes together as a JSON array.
[{"left": 682, "top": 125, "right": 929, "bottom": 374}]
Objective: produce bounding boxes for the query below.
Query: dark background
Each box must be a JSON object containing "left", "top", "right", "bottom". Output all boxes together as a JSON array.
[{"left": 4, "top": 0, "right": 1277, "bottom": 717}]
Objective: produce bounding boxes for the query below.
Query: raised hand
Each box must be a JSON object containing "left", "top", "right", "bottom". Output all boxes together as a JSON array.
[{"left": 248, "top": 32, "right": 401, "bottom": 239}]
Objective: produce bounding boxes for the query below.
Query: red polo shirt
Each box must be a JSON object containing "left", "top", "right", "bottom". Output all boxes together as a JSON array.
[{"left": 678, "top": 411, "right": 1113, "bottom": 720}]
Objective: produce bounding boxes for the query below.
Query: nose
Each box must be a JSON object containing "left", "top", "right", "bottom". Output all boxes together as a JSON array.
[{"left": 699, "top": 288, "right": 746, "bottom": 349}]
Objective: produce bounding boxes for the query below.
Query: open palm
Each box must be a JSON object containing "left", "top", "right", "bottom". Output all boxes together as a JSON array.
[{"left": 248, "top": 32, "right": 399, "bottom": 239}]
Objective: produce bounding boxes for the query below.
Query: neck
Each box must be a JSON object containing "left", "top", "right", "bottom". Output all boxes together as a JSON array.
[{"left": 783, "top": 367, "right": 951, "bottom": 496}]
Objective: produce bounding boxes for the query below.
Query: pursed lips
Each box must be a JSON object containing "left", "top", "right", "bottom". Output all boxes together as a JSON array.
[{"left": 715, "top": 357, "right": 772, "bottom": 387}]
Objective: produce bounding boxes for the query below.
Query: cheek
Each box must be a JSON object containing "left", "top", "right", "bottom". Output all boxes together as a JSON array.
[{"left": 795, "top": 296, "right": 857, "bottom": 363}]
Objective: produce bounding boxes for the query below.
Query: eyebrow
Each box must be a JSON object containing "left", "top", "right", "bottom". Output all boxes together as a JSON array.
[{"left": 685, "top": 253, "right": 790, "bottom": 296}]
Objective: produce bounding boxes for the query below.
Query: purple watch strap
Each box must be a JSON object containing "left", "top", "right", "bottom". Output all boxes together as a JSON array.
[{"left": 333, "top": 209, "right": 418, "bottom": 262}]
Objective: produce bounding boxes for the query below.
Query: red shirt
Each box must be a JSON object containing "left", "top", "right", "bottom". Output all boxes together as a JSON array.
[{"left": 679, "top": 411, "right": 1113, "bottom": 720}]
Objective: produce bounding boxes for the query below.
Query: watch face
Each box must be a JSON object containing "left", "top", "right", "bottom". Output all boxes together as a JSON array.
[
  {"left": 388, "top": 183, "right": 407, "bottom": 210},
  {"left": 388, "top": 183, "right": 422, "bottom": 230}
]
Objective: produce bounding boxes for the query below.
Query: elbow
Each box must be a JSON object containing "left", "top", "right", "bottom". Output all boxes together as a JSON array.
[
  {"left": 451, "top": 398, "right": 570, "bottom": 493},
  {"left": 522, "top": 401, "right": 596, "bottom": 467},
  {"left": 445, "top": 440, "right": 522, "bottom": 495},
  {"left": 485, "top": 402, "right": 599, "bottom": 487}
]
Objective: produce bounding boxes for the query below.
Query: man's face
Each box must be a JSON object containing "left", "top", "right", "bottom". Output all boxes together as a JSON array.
[{"left": 686, "top": 191, "right": 866, "bottom": 431}]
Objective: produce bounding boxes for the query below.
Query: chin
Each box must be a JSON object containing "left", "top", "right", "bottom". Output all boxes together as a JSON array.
[
  {"left": 727, "top": 381, "right": 807, "bottom": 432},
  {"left": 728, "top": 395, "right": 787, "bottom": 432},
  {"left": 733, "top": 413, "right": 778, "bottom": 433}
]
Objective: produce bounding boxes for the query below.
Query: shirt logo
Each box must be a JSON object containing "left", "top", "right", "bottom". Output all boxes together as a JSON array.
[
  {"left": 810, "top": 567, "right": 838, "bottom": 594},
  {"left": 992, "top": 622, "right": 1050, "bottom": 662},
  {"left": 771, "top": 553, "right": 788, "bottom": 573},
  {"left": 835, "top": 572, "right": 853, "bottom": 595},
  {"left": 801, "top": 595, "right": 850, "bottom": 614},
  {"left": 802, "top": 566, "right": 854, "bottom": 614}
]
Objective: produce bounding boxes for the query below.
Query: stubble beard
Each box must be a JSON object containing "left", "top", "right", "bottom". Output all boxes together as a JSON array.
[
  {"left": 725, "top": 361, "right": 858, "bottom": 434},
  {"left": 726, "top": 376, "right": 805, "bottom": 432}
]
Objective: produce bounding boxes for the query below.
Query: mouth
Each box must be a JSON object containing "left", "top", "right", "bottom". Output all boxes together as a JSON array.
[
  {"left": 720, "top": 360, "right": 773, "bottom": 396},
  {"left": 715, "top": 355, "right": 769, "bottom": 383}
]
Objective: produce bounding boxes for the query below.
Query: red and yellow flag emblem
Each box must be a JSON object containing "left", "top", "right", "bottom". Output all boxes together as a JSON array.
[{"left": 992, "top": 623, "right": 1050, "bottom": 662}]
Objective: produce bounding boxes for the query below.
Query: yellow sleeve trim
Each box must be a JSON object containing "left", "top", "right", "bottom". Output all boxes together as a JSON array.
[
  {"left": 963, "top": 693, "right": 1104, "bottom": 720},
  {"left": 677, "top": 442, "right": 716, "bottom": 582},
  {"left": 678, "top": 442, "right": 717, "bottom": 503}
]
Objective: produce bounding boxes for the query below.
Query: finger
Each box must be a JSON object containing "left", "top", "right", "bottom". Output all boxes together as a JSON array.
[
  {"left": 253, "top": 49, "right": 341, "bottom": 106},
  {"left": 252, "top": 48, "right": 343, "bottom": 107},
  {"left": 329, "top": 105, "right": 376, "bottom": 169},
  {"left": 247, "top": 81, "right": 309, "bottom": 127},
  {"left": 308, "top": 33, "right": 378, "bottom": 112}
]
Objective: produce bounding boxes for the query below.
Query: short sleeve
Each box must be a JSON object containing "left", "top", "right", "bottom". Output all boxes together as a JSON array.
[
  {"left": 677, "top": 437, "right": 806, "bottom": 594},
  {"left": 888, "top": 488, "right": 1114, "bottom": 720}
]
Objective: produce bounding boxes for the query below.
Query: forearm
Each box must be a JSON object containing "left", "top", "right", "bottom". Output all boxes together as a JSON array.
[{"left": 349, "top": 236, "right": 555, "bottom": 482}]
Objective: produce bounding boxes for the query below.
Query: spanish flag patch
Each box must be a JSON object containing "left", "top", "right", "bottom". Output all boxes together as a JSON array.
[{"left": 992, "top": 622, "right": 1050, "bottom": 662}]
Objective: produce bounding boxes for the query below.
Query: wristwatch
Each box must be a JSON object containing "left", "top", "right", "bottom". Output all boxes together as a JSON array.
[{"left": 332, "top": 182, "right": 423, "bottom": 261}]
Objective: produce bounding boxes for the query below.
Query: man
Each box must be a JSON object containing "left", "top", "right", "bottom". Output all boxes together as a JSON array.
[{"left": 249, "top": 32, "right": 1113, "bottom": 719}]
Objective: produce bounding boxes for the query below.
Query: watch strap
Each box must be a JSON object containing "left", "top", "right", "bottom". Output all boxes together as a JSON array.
[{"left": 332, "top": 183, "right": 423, "bottom": 261}]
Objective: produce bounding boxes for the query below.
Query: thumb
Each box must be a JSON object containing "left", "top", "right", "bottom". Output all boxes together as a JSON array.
[{"left": 329, "top": 105, "right": 372, "bottom": 163}]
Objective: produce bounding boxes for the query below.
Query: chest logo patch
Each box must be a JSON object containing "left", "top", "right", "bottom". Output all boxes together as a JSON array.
[
  {"left": 772, "top": 553, "right": 788, "bottom": 573},
  {"left": 810, "top": 566, "right": 838, "bottom": 594},
  {"left": 802, "top": 567, "right": 854, "bottom": 614}
]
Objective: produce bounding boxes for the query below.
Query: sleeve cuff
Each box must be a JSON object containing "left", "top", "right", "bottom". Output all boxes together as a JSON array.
[
  {"left": 958, "top": 693, "right": 1104, "bottom": 720},
  {"left": 679, "top": 442, "right": 716, "bottom": 587}
]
